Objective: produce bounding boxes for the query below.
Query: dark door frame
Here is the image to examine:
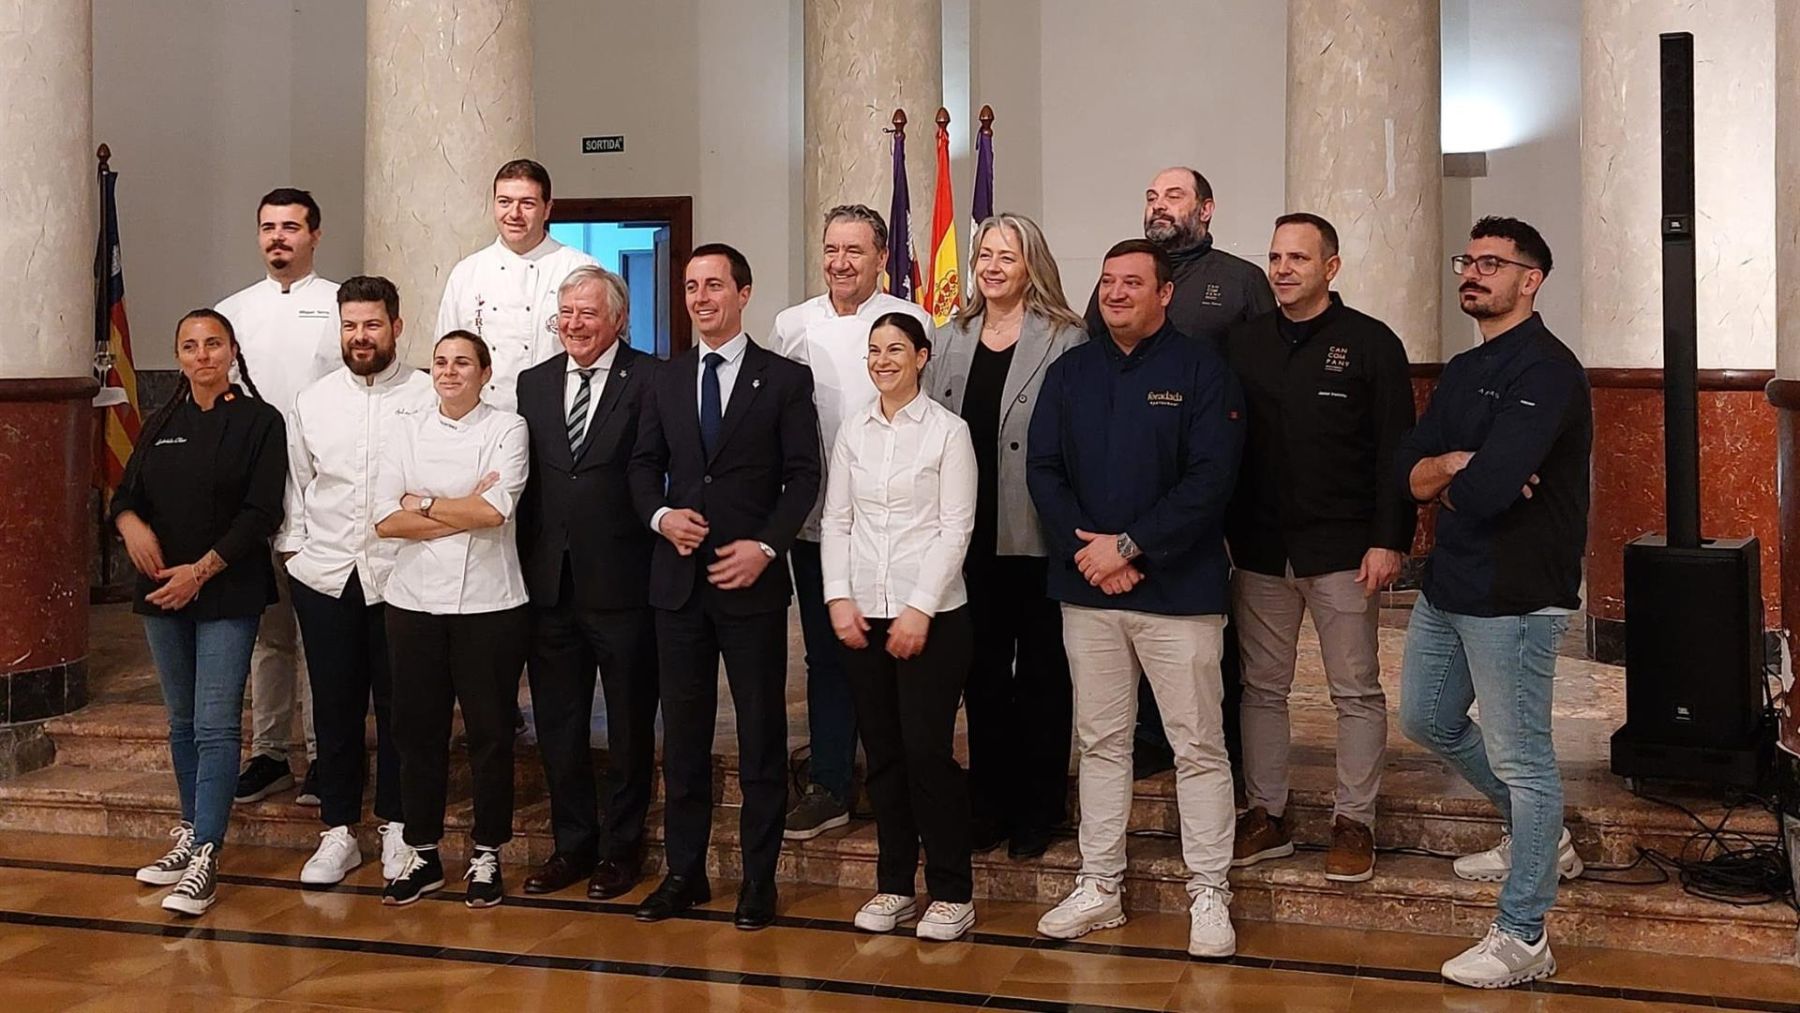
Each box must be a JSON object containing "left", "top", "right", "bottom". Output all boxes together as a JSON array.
[{"left": 551, "top": 196, "right": 693, "bottom": 357}]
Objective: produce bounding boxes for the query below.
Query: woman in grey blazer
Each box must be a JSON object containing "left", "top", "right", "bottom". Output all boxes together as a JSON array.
[{"left": 928, "top": 213, "right": 1087, "bottom": 859}]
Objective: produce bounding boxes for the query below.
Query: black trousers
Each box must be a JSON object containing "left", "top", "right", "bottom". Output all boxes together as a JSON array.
[
  {"left": 963, "top": 555, "right": 1071, "bottom": 838},
  {"left": 843, "top": 607, "right": 975, "bottom": 902},
  {"left": 528, "top": 559, "right": 659, "bottom": 863},
  {"left": 290, "top": 572, "right": 400, "bottom": 829},
  {"left": 386, "top": 604, "right": 530, "bottom": 849},
  {"left": 655, "top": 587, "right": 788, "bottom": 885}
]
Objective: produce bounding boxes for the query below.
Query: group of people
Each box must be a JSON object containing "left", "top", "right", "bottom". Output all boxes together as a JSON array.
[{"left": 111, "top": 156, "right": 1591, "bottom": 991}]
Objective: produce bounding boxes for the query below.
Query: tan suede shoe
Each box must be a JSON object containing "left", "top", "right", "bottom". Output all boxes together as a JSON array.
[{"left": 1324, "top": 815, "right": 1376, "bottom": 883}]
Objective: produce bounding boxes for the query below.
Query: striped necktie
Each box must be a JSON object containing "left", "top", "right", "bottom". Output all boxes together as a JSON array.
[{"left": 567, "top": 368, "right": 596, "bottom": 452}]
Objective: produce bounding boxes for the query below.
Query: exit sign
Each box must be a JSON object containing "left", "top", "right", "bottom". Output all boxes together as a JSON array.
[{"left": 582, "top": 135, "right": 625, "bottom": 154}]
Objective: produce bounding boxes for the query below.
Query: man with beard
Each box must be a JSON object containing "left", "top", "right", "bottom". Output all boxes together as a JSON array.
[
  {"left": 1396, "top": 217, "right": 1590, "bottom": 989},
  {"left": 217, "top": 188, "right": 342, "bottom": 808},
  {"left": 277, "top": 275, "right": 436, "bottom": 886},
  {"left": 1085, "top": 168, "right": 1274, "bottom": 779}
]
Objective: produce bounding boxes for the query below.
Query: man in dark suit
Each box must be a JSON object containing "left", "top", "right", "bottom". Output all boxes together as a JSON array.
[
  {"left": 628, "top": 243, "right": 821, "bottom": 930},
  {"left": 515, "top": 265, "right": 661, "bottom": 900}
]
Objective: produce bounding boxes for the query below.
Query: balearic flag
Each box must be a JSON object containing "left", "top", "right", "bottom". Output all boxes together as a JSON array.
[
  {"left": 924, "top": 110, "right": 960, "bottom": 325},
  {"left": 886, "top": 113, "right": 922, "bottom": 301},
  {"left": 971, "top": 106, "right": 994, "bottom": 230},
  {"left": 95, "top": 161, "right": 140, "bottom": 498}
]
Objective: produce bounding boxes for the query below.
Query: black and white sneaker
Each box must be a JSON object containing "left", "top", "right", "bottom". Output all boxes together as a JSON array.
[
  {"left": 294, "top": 762, "right": 321, "bottom": 807},
  {"left": 234, "top": 754, "right": 294, "bottom": 803},
  {"left": 161, "top": 842, "right": 218, "bottom": 916},
  {"left": 464, "top": 849, "right": 505, "bottom": 908},
  {"left": 136, "top": 822, "right": 196, "bottom": 886},
  {"left": 382, "top": 846, "right": 444, "bottom": 906}
]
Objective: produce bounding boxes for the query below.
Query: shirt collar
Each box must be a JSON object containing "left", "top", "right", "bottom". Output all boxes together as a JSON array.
[
  {"left": 867, "top": 389, "right": 931, "bottom": 425},
  {"left": 1481, "top": 311, "right": 1547, "bottom": 351},
  {"left": 566, "top": 342, "right": 621, "bottom": 376},
  {"left": 339, "top": 359, "right": 413, "bottom": 391},
  {"left": 816, "top": 290, "right": 888, "bottom": 319},
  {"left": 435, "top": 401, "right": 491, "bottom": 430},
  {"left": 489, "top": 235, "right": 561, "bottom": 262},
  {"left": 262, "top": 271, "right": 319, "bottom": 293},
  {"left": 698, "top": 332, "right": 750, "bottom": 365}
]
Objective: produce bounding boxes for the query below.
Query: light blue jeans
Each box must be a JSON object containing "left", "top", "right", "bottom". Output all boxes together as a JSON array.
[
  {"left": 1398, "top": 595, "right": 1567, "bottom": 940},
  {"left": 142, "top": 614, "right": 260, "bottom": 849}
]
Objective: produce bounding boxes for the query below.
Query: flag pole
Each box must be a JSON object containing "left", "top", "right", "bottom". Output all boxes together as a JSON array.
[{"left": 92, "top": 143, "right": 117, "bottom": 600}]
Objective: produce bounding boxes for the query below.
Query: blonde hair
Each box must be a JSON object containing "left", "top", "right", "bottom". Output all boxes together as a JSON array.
[{"left": 956, "top": 213, "right": 1084, "bottom": 332}]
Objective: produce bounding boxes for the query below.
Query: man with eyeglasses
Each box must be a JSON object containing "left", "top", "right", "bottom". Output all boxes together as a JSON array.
[{"left": 1394, "top": 216, "right": 1591, "bottom": 990}]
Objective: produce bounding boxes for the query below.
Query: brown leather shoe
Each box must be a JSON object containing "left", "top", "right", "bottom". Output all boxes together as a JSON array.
[
  {"left": 1231, "top": 806, "right": 1294, "bottom": 868},
  {"left": 588, "top": 855, "right": 643, "bottom": 900},
  {"left": 1324, "top": 815, "right": 1375, "bottom": 883},
  {"left": 523, "top": 853, "right": 593, "bottom": 895}
]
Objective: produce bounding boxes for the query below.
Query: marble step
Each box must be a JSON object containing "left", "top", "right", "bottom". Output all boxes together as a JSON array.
[{"left": 1, "top": 762, "right": 1793, "bottom": 965}]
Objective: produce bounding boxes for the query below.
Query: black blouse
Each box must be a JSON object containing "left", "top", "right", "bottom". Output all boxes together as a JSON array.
[
  {"left": 110, "top": 385, "right": 287, "bottom": 619},
  {"left": 959, "top": 340, "right": 1015, "bottom": 562}
]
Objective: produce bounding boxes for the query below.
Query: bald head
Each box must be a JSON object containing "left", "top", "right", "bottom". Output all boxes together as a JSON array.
[{"left": 1144, "top": 167, "right": 1215, "bottom": 251}]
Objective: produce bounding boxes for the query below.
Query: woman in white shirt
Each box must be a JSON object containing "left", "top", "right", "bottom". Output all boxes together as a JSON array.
[
  {"left": 823, "top": 312, "right": 979, "bottom": 942},
  {"left": 373, "top": 330, "right": 530, "bottom": 910}
]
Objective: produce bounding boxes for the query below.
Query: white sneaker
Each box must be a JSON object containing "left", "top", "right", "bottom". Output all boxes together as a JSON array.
[
  {"left": 1036, "top": 879, "right": 1127, "bottom": 940},
  {"left": 1441, "top": 924, "right": 1556, "bottom": 988},
  {"left": 852, "top": 893, "right": 917, "bottom": 933},
  {"left": 916, "top": 900, "right": 975, "bottom": 942},
  {"left": 136, "top": 822, "right": 196, "bottom": 886},
  {"left": 378, "top": 822, "right": 408, "bottom": 881},
  {"left": 300, "top": 826, "right": 362, "bottom": 886},
  {"left": 1453, "top": 827, "right": 1583, "bottom": 883},
  {"left": 1186, "top": 887, "right": 1236, "bottom": 958}
]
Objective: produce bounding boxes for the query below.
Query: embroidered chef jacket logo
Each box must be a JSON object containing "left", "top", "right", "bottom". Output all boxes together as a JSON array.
[
  {"left": 1323, "top": 345, "right": 1351, "bottom": 373},
  {"left": 154, "top": 436, "right": 188, "bottom": 446},
  {"left": 1202, "top": 282, "right": 1224, "bottom": 307},
  {"left": 1147, "top": 390, "right": 1184, "bottom": 406},
  {"left": 297, "top": 308, "right": 333, "bottom": 319}
]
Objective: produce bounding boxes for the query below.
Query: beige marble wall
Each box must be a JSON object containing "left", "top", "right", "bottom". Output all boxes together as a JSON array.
[
  {"left": 1286, "top": 0, "right": 1441, "bottom": 363},
  {"left": 1581, "top": 0, "right": 1775, "bottom": 370},
  {"left": 802, "top": 0, "right": 942, "bottom": 297},
  {"left": 365, "top": 0, "right": 534, "bottom": 366},
  {"left": 1778, "top": 1, "right": 1800, "bottom": 379},
  {"left": 0, "top": 1, "right": 95, "bottom": 379}
]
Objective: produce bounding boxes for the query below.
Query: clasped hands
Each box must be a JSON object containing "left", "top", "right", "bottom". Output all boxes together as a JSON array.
[
  {"left": 117, "top": 512, "right": 215, "bottom": 611},
  {"left": 829, "top": 600, "right": 930, "bottom": 659},
  {"left": 1075, "top": 528, "right": 1142, "bottom": 595},
  {"left": 656, "top": 508, "right": 770, "bottom": 590}
]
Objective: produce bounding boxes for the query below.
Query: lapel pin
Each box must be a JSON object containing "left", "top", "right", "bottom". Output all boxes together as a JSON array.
[
  {"left": 618, "top": 369, "right": 628, "bottom": 379},
  {"left": 752, "top": 378, "right": 762, "bottom": 389}
]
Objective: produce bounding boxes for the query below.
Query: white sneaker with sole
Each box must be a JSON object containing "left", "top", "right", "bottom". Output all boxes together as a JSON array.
[
  {"left": 916, "top": 900, "right": 975, "bottom": 942},
  {"left": 1441, "top": 924, "right": 1556, "bottom": 989},
  {"left": 300, "top": 826, "right": 362, "bottom": 886},
  {"left": 1186, "top": 887, "right": 1236, "bottom": 958},
  {"left": 161, "top": 842, "right": 218, "bottom": 916},
  {"left": 1453, "top": 827, "right": 1583, "bottom": 883},
  {"left": 1036, "top": 879, "right": 1127, "bottom": 940},
  {"left": 853, "top": 893, "right": 917, "bottom": 933},
  {"left": 136, "top": 823, "right": 195, "bottom": 886},
  {"left": 378, "top": 822, "right": 408, "bottom": 881}
]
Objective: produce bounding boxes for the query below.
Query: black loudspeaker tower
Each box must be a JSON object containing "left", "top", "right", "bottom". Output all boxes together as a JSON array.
[{"left": 1608, "top": 33, "right": 1771, "bottom": 788}]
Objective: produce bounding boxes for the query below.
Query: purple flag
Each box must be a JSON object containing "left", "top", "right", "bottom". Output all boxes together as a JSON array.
[
  {"left": 888, "top": 126, "right": 921, "bottom": 300},
  {"left": 971, "top": 123, "right": 994, "bottom": 227}
]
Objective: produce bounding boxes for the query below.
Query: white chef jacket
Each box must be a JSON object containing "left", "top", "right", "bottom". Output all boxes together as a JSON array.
[
  {"left": 278, "top": 360, "right": 436, "bottom": 603},
  {"left": 435, "top": 236, "right": 598, "bottom": 413},
  {"left": 769, "top": 291, "right": 936, "bottom": 541},
  {"left": 376, "top": 401, "right": 531, "bottom": 615},
  {"left": 563, "top": 340, "right": 620, "bottom": 449},
  {"left": 216, "top": 273, "right": 342, "bottom": 418},
  {"left": 819, "top": 391, "right": 976, "bottom": 619}
]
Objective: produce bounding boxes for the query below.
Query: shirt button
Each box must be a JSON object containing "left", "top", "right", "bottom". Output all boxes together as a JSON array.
[
  {"left": 704, "top": 475, "right": 713, "bottom": 484},
  {"left": 1018, "top": 394, "right": 1028, "bottom": 403}
]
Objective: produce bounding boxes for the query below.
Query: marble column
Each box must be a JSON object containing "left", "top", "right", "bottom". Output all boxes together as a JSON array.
[
  {"left": 0, "top": 0, "right": 98, "bottom": 759},
  {"left": 1773, "top": 0, "right": 1800, "bottom": 649},
  {"left": 1581, "top": 1, "right": 1779, "bottom": 658},
  {"left": 1285, "top": 0, "right": 1441, "bottom": 364},
  {"left": 365, "top": 0, "right": 535, "bottom": 366},
  {"left": 803, "top": 0, "right": 942, "bottom": 294}
]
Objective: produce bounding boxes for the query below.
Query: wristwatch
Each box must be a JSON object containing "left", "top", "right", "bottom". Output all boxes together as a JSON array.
[
  {"left": 419, "top": 496, "right": 436, "bottom": 517},
  {"left": 1116, "top": 532, "right": 1141, "bottom": 562},
  {"left": 756, "top": 541, "right": 776, "bottom": 559}
]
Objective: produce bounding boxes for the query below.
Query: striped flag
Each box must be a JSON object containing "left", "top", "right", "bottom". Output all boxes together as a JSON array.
[
  {"left": 886, "top": 118, "right": 922, "bottom": 301},
  {"left": 95, "top": 163, "right": 140, "bottom": 498},
  {"left": 924, "top": 113, "right": 960, "bottom": 324}
]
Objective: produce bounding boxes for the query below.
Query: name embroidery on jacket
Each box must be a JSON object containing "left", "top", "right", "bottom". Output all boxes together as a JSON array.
[{"left": 1147, "top": 390, "right": 1184, "bottom": 406}]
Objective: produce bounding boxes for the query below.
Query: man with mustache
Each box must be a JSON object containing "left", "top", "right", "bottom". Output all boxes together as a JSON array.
[
  {"left": 217, "top": 187, "right": 342, "bottom": 809},
  {"left": 436, "top": 159, "right": 598, "bottom": 414},
  {"left": 277, "top": 276, "right": 435, "bottom": 885},
  {"left": 1396, "top": 217, "right": 1590, "bottom": 989},
  {"left": 1085, "top": 168, "right": 1275, "bottom": 780}
]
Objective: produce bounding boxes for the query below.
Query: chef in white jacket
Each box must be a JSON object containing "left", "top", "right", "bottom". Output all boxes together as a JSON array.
[{"left": 435, "top": 159, "right": 597, "bottom": 413}]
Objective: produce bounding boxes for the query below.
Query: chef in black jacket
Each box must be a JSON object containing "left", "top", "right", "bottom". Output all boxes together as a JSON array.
[
  {"left": 113, "top": 308, "right": 287, "bottom": 918},
  {"left": 1221, "top": 213, "right": 1414, "bottom": 886}
]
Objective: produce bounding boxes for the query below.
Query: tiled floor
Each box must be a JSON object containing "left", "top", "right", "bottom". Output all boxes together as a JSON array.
[{"left": 0, "top": 830, "right": 1793, "bottom": 1012}]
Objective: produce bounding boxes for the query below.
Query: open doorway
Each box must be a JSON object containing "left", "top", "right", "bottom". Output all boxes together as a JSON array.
[{"left": 550, "top": 196, "right": 693, "bottom": 358}]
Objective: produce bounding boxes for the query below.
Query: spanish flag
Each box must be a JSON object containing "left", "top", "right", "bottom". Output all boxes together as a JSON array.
[
  {"left": 924, "top": 110, "right": 960, "bottom": 325},
  {"left": 95, "top": 162, "right": 140, "bottom": 498}
]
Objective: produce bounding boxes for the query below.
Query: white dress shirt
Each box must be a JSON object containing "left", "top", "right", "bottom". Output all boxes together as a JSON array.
[
  {"left": 820, "top": 391, "right": 977, "bottom": 618},
  {"left": 216, "top": 273, "right": 341, "bottom": 418},
  {"left": 649, "top": 332, "right": 749, "bottom": 535},
  {"left": 563, "top": 340, "right": 620, "bottom": 448},
  {"left": 278, "top": 360, "right": 436, "bottom": 603},
  {"left": 435, "top": 236, "right": 598, "bottom": 413},
  {"left": 376, "top": 401, "right": 531, "bottom": 615},
  {"left": 770, "top": 291, "right": 936, "bottom": 541}
]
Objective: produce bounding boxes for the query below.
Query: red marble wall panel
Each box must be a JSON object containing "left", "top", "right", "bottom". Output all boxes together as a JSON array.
[
  {"left": 0, "top": 388, "right": 94, "bottom": 673},
  {"left": 1586, "top": 388, "right": 1780, "bottom": 624},
  {"left": 1409, "top": 376, "right": 1439, "bottom": 557}
]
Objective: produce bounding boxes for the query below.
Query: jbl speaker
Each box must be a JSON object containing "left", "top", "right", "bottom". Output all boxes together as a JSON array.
[{"left": 1610, "top": 535, "right": 1768, "bottom": 786}]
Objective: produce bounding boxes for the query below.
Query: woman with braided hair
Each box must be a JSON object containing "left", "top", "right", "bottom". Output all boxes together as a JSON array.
[{"left": 112, "top": 308, "right": 287, "bottom": 916}]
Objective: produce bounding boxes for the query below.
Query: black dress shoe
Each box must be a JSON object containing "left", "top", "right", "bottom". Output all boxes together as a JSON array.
[
  {"left": 588, "top": 855, "right": 643, "bottom": 900},
  {"left": 1008, "top": 826, "right": 1054, "bottom": 860},
  {"left": 523, "top": 853, "right": 594, "bottom": 895},
  {"left": 970, "top": 820, "right": 1008, "bottom": 853},
  {"left": 634, "top": 873, "right": 710, "bottom": 922},
  {"left": 734, "top": 878, "right": 777, "bottom": 930}
]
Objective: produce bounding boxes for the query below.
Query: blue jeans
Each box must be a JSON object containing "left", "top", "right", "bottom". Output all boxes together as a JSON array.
[
  {"left": 142, "top": 614, "right": 260, "bottom": 849},
  {"left": 1399, "top": 595, "right": 1567, "bottom": 940},
  {"left": 791, "top": 539, "right": 855, "bottom": 802}
]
